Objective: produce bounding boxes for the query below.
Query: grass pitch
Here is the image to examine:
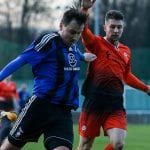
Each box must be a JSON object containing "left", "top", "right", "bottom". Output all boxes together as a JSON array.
[{"left": 23, "top": 124, "right": 150, "bottom": 150}]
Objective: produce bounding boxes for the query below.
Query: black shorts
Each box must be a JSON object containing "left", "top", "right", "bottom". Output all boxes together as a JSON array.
[{"left": 8, "top": 95, "right": 73, "bottom": 150}]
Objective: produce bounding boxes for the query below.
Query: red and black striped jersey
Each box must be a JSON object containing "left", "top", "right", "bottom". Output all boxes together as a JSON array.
[{"left": 81, "top": 26, "right": 148, "bottom": 99}]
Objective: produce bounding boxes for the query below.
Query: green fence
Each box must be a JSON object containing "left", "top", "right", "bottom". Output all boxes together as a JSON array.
[{"left": 15, "top": 79, "right": 150, "bottom": 114}]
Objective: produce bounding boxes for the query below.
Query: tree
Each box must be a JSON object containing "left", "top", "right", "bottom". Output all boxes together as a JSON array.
[
  {"left": 84, "top": 0, "right": 149, "bottom": 48},
  {"left": 0, "top": 0, "right": 56, "bottom": 43}
]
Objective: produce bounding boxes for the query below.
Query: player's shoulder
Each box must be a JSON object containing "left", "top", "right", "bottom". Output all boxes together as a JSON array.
[
  {"left": 119, "top": 43, "right": 131, "bottom": 53},
  {"left": 34, "top": 32, "right": 60, "bottom": 52},
  {"left": 95, "top": 35, "right": 103, "bottom": 42}
]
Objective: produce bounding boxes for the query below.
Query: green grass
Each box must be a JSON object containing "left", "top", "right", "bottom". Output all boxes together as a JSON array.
[{"left": 23, "top": 124, "right": 150, "bottom": 150}]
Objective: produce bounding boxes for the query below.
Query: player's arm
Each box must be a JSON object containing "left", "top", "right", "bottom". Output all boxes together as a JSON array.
[
  {"left": 80, "top": 0, "right": 97, "bottom": 51},
  {"left": 123, "top": 72, "right": 150, "bottom": 95},
  {"left": 0, "top": 56, "right": 27, "bottom": 81},
  {"left": 77, "top": 48, "right": 97, "bottom": 62},
  {"left": 82, "top": 26, "right": 96, "bottom": 50},
  {"left": 0, "top": 35, "right": 50, "bottom": 82},
  {"left": 123, "top": 55, "right": 150, "bottom": 95},
  {"left": 83, "top": 53, "right": 97, "bottom": 62}
]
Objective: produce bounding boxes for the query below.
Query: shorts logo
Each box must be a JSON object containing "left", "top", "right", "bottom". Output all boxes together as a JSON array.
[
  {"left": 14, "top": 127, "right": 24, "bottom": 138},
  {"left": 82, "top": 125, "right": 87, "bottom": 132}
]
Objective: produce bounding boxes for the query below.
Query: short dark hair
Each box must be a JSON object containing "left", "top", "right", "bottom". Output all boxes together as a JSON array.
[
  {"left": 105, "top": 10, "right": 124, "bottom": 22},
  {"left": 61, "top": 7, "right": 87, "bottom": 26}
]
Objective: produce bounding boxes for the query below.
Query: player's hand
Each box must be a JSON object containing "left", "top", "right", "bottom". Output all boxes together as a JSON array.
[
  {"left": 84, "top": 53, "right": 97, "bottom": 62},
  {"left": 146, "top": 85, "right": 150, "bottom": 96},
  {"left": 81, "top": 0, "right": 96, "bottom": 10},
  {"left": 0, "top": 111, "right": 17, "bottom": 121}
]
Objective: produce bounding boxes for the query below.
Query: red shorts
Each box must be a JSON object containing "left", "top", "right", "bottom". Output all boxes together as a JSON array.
[{"left": 78, "top": 109, "right": 127, "bottom": 138}]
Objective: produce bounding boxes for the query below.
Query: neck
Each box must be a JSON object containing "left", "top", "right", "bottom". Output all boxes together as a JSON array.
[
  {"left": 58, "top": 31, "right": 70, "bottom": 47},
  {"left": 104, "top": 37, "right": 119, "bottom": 47}
]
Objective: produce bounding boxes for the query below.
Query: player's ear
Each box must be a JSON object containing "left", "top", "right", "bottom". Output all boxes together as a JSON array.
[{"left": 59, "top": 22, "right": 63, "bottom": 31}]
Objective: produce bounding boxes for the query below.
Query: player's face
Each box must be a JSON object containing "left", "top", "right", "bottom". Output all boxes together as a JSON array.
[
  {"left": 104, "top": 19, "right": 124, "bottom": 43},
  {"left": 59, "top": 20, "right": 84, "bottom": 46}
]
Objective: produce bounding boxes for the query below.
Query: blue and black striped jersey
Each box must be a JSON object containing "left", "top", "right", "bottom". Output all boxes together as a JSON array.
[{"left": 0, "top": 32, "right": 85, "bottom": 109}]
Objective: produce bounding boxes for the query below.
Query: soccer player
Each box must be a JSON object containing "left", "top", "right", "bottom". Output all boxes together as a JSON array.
[
  {"left": 18, "top": 83, "right": 30, "bottom": 112},
  {"left": 0, "top": 111, "right": 17, "bottom": 145},
  {"left": 0, "top": 75, "right": 18, "bottom": 145},
  {"left": 77, "top": 0, "right": 150, "bottom": 150},
  {"left": 0, "top": 7, "right": 96, "bottom": 150}
]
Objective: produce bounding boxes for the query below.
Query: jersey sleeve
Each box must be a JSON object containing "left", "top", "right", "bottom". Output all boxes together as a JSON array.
[
  {"left": 0, "top": 56, "right": 26, "bottom": 81},
  {"left": 123, "top": 72, "right": 148, "bottom": 92},
  {"left": 77, "top": 48, "right": 85, "bottom": 61},
  {"left": 81, "top": 25, "right": 96, "bottom": 52},
  {"left": 123, "top": 48, "right": 148, "bottom": 92},
  {"left": 0, "top": 41, "right": 46, "bottom": 81},
  {"left": 21, "top": 33, "right": 59, "bottom": 65},
  {"left": 20, "top": 42, "right": 44, "bottom": 66}
]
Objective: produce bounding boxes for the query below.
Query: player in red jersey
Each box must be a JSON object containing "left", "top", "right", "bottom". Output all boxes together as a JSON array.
[
  {"left": 0, "top": 75, "right": 18, "bottom": 145},
  {"left": 77, "top": 0, "right": 150, "bottom": 150}
]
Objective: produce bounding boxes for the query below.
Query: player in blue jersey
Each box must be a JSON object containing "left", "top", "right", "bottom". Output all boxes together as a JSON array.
[
  {"left": 0, "top": 7, "right": 96, "bottom": 150},
  {"left": 18, "top": 83, "right": 30, "bottom": 112}
]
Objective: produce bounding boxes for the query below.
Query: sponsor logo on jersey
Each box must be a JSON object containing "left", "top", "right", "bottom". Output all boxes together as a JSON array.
[{"left": 64, "top": 53, "right": 80, "bottom": 71}]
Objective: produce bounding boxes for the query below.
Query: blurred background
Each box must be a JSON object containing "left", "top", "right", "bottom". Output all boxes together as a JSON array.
[{"left": 0, "top": 0, "right": 150, "bottom": 123}]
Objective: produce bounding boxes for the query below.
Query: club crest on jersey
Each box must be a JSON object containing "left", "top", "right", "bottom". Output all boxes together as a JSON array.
[
  {"left": 68, "top": 53, "right": 77, "bottom": 67},
  {"left": 124, "top": 52, "right": 128, "bottom": 58},
  {"left": 64, "top": 53, "right": 80, "bottom": 71}
]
